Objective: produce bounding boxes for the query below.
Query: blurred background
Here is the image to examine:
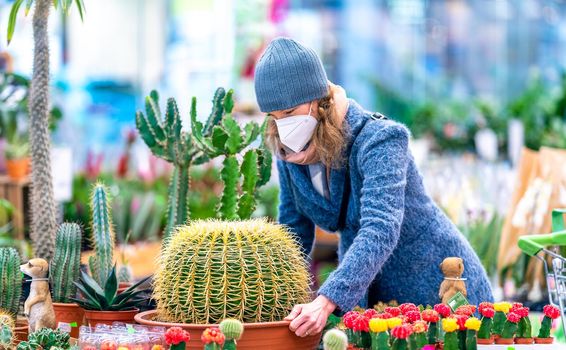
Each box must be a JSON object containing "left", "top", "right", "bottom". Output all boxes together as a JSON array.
[{"left": 2, "top": 0, "right": 566, "bottom": 313}]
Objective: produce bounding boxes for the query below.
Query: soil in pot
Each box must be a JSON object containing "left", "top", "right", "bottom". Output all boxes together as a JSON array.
[
  {"left": 534, "top": 337, "right": 554, "bottom": 344},
  {"left": 494, "top": 337, "right": 514, "bottom": 345},
  {"left": 53, "top": 302, "right": 85, "bottom": 338},
  {"left": 515, "top": 337, "right": 533, "bottom": 344},
  {"left": 84, "top": 308, "right": 139, "bottom": 327},
  {"left": 14, "top": 319, "right": 28, "bottom": 344},
  {"left": 6, "top": 158, "right": 30, "bottom": 180},
  {"left": 135, "top": 310, "right": 321, "bottom": 350}
]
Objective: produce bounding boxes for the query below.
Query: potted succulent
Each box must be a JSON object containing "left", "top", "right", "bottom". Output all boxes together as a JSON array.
[
  {"left": 72, "top": 265, "right": 150, "bottom": 327},
  {"left": 0, "top": 310, "right": 15, "bottom": 348},
  {"left": 421, "top": 309, "right": 440, "bottom": 345},
  {"left": 491, "top": 302, "right": 510, "bottom": 339},
  {"left": 0, "top": 248, "right": 26, "bottom": 342},
  {"left": 343, "top": 311, "right": 371, "bottom": 349},
  {"left": 494, "top": 311, "right": 520, "bottom": 345},
  {"left": 534, "top": 304, "right": 560, "bottom": 344},
  {"left": 50, "top": 223, "right": 84, "bottom": 338},
  {"left": 219, "top": 319, "right": 244, "bottom": 350},
  {"left": 463, "top": 317, "right": 481, "bottom": 350},
  {"left": 390, "top": 324, "right": 412, "bottom": 350},
  {"left": 369, "top": 318, "right": 389, "bottom": 350},
  {"left": 323, "top": 329, "right": 349, "bottom": 350},
  {"left": 4, "top": 137, "right": 30, "bottom": 180},
  {"left": 441, "top": 318, "right": 459, "bottom": 350},
  {"left": 165, "top": 327, "right": 191, "bottom": 350},
  {"left": 201, "top": 328, "right": 225, "bottom": 350},
  {"left": 15, "top": 328, "right": 71, "bottom": 349},
  {"left": 514, "top": 306, "right": 532, "bottom": 344},
  {"left": 453, "top": 314, "right": 468, "bottom": 350},
  {"left": 476, "top": 304, "right": 495, "bottom": 344},
  {"left": 409, "top": 320, "right": 428, "bottom": 350}
]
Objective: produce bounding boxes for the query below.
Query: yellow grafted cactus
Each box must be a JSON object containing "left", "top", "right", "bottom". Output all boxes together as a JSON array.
[
  {"left": 442, "top": 318, "right": 459, "bottom": 333},
  {"left": 153, "top": 219, "right": 311, "bottom": 324},
  {"left": 369, "top": 318, "right": 388, "bottom": 333},
  {"left": 465, "top": 317, "right": 482, "bottom": 331},
  {"left": 493, "top": 302, "right": 511, "bottom": 313},
  {"left": 387, "top": 317, "right": 403, "bottom": 330}
]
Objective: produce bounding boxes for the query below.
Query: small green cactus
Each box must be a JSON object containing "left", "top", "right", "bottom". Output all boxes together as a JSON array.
[
  {"left": 0, "top": 310, "right": 15, "bottom": 349},
  {"left": 50, "top": 223, "right": 82, "bottom": 303},
  {"left": 219, "top": 319, "right": 244, "bottom": 350},
  {"left": 89, "top": 183, "right": 115, "bottom": 286},
  {"left": 0, "top": 248, "right": 22, "bottom": 315},
  {"left": 323, "top": 329, "right": 348, "bottom": 350},
  {"left": 16, "top": 328, "right": 70, "bottom": 349},
  {"left": 477, "top": 317, "right": 492, "bottom": 339},
  {"left": 154, "top": 219, "right": 310, "bottom": 324}
]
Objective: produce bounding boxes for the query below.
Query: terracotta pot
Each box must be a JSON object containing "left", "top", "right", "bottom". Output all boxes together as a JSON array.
[
  {"left": 53, "top": 303, "right": 85, "bottom": 338},
  {"left": 534, "top": 337, "right": 554, "bottom": 344},
  {"left": 135, "top": 310, "right": 322, "bottom": 350},
  {"left": 6, "top": 158, "right": 29, "bottom": 180},
  {"left": 515, "top": 337, "right": 533, "bottom": 344},
  {"left": 494, "top": 337, "right": 514, "bottom": 345},
  {"left": 14, "top": 319, "right": 28, "bottom": 344},
  {"left": 83, "top": 308, "right": 139, "bottom": 327},
  {"left": 476, "top": 337, "right": 494, "bottom": 345},
  {"left": 435, "top": 342, "right": 444, "bottom": 350},
  {"left": 117, "top": 282, "right": 133, "bottom": 294}
]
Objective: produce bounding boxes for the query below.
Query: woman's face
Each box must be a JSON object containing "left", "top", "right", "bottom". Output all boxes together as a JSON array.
[{"left": 267, "top": 101, "right": 319, "bottom": 120}]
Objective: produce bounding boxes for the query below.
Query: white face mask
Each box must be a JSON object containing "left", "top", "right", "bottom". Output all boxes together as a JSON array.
[{"left": 275, "top": 103, "right": 318, "bottom": 153}]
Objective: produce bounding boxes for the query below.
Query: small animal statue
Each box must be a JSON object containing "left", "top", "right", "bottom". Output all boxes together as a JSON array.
[
  {"left": 438, "top": 257, "right": 467, "bottom": 304},
  {"left": 19, "top": 258, "right": 56, "bottom": 332}
]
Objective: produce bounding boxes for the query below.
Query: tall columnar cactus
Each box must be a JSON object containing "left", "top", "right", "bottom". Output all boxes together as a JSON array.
[
  {"left": 88, "top": 184, "right": 115, "bottom": 286},
  {"left": 323, "top": 329, "right": 348, "bottom": 350},
  {"left": 154, "top": 219, "right": 310, "bottom": 324},
  {"left": 0, "top": 248, "right": 22, "bottom": 315},
  {"left": 191, "top": 91, "right": 271, "bottom": 220},
  {"left": 0, "top": 310, "right": 15, "bottom": 349},
  {"left": 7, "top": 0, "right": 86, "bottom": 263},
  {"left": 50, "top": 223, "right": 82, "bottom": 303}
]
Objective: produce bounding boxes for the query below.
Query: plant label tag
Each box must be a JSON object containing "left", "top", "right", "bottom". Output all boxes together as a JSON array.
[
  {"left": 127, "top": 324, "right": 136, "bottom": 334},
  {"left": 447, "top": 292, "right": 469, "bottom": 311},
  {"left": 70, "top": 322, "right": 78, "bottom": 327},
  {"left": 58, "top": 322, "right": 72, "bottom": 333}
]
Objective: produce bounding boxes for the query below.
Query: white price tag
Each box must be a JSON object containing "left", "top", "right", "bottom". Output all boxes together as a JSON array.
[{"left": 51, "top": 147, "right": 73, "bottom": 202}]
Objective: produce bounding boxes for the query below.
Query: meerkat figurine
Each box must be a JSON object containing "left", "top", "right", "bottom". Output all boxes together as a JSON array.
[{"left": 19, "top": 258, "right": 56, "bottom": 332}]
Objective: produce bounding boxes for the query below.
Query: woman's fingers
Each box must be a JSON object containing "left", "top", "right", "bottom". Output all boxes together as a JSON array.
[{"left": 284, "top": 304, "right": 303, "bottom": 321}]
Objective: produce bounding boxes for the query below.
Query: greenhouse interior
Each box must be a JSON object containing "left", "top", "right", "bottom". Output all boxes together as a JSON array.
[{"left": 0, "top": 0, "right": 565, "bottom": 349}]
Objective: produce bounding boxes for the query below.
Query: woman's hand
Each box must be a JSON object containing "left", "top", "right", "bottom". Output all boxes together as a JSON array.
[{"left": 285, "top": 295, "right": 337, "bottom": 337}]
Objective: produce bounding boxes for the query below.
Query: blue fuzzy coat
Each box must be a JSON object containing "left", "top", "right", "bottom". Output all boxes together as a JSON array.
[{"left": 276, "top": 99, "right": 493, "bottom": 311}]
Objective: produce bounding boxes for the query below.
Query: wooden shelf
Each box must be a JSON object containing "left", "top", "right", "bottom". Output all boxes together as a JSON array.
[{"left": 0, "top": 175, "right": 31, "bottom": 240}]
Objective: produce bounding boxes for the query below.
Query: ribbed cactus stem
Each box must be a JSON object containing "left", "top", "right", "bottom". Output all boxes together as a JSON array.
[
  {"left": 477, "top": 317, "right": 492, "bottom": 339},
  {"left": 0, "top": 248, "right": 22, "bottom": 315},
  {"left": 323, "top": 329, "right": 348, "bottom": 350},
  {"left": 90, "top": 184, "right": 115, "bottom": 285},
  {"left": 501, "top": 321, "right": 518, "bottom": 339},
  {"left": 538, "top": 316, "right": 552, "bottom": 338},
  {"left": 465, "top": 330, "right": 477, "bottom": 350},
  {"left": 51, "top": 223, "right": 82, "bottom": 303},
  {"left": 491, "top": 311, "right": 505, "bottom": 335},
  {"left": 164, "top": 165, "right": 190, "bottom": 242},
  {"left": 415, "top": 333, "right": 427, "bottom": 349},
  {"left": 517, "top": 316, "right": 532, "bottom": 338},
  {"left": 370, "top": 331, "right": 389, "bottom": 350},
  {"left": 443, "top": 332, "right": 458, "bottom": 350},
  {"left": 237, "top": 150, "right": 259, "bottom": 219},
  {"left": 391, "top": 338, "right": 408, "bottom": 350},
  {"left": 427, "top": 322, "right": 438, "bottom": 344},
  {"left": 457, "top": 330, "right": 466, "bottom": 350},
  {"left": 204, "top": 344, "right": 222, "bottom": 350},
  {"left": 170, "top": 343, "right": 187, "bottom": 350},
  {"left": 219, "top": 156, "right": 239, "bottom": 220}
]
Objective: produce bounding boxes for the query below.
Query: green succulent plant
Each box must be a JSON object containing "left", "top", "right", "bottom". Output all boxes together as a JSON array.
[
  {"left": 72, "top": 265, "right": 150, "bottom": 311},
  {"left": 16, "top": 328, "right": 71, "bottom": 350},
  {"left": 5, "top": 138, "right": 29, "bottom": 160}
]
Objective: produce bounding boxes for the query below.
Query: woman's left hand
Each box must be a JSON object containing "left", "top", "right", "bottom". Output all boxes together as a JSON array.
[{"left": 285, "top": 295, "right": 337, "bottom": 337}]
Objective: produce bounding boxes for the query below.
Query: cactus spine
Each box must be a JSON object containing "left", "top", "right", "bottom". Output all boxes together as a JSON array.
[
  {"left": 0, "top": 248, "right": 22, "bottom": 315},
  {"left": 154, "top": 219, "right": 310, "bottom": 324},
  {"left": 323, "top": 329, "right": 348, "bottom": 350},
  {"left": 0, "top": 310, "right": 15, "bottom": 349},
  {"left": 219, "top": 319, "right": 243, "bottom": 350},
  {"left": 50, "top": 223, "right": 82, "bottom": 303},
  {"left": 89, "top": 184, "right": 115, "bottom": 286}
]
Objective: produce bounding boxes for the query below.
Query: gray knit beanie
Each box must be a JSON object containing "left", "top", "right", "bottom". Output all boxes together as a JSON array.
[{"left": 254, "top": 37, "right": 328, "bottom": 113}]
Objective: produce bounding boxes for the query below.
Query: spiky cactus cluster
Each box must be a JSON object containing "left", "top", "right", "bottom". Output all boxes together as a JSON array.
[
  {"left": 153, "top": 219, "right": 310, "bottom": 324},
  {"left": 0, "top": 248, "right": 22, "bottom": 315},
  {"left": 191, "top": 89, "right": 271, "bottom": 220},
  {"left": 323, "top": 329, "right": 348, "bottom": 350},
  {"left": 0, "top": 310, "right": 15, "bottom": 349},
  {"left": 50, "top": 223, "right": 82, "bottom": 303},
  {"left": 88, "top": 184, "right": 115, "bottom": 286}
]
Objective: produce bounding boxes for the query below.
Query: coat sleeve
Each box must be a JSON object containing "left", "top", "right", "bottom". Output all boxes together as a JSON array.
[
  {"left": 276, "top": 159, "right": 316, "bottom": 255},
  {"left": 318, "top": 123, "right": 410, "bottom": 311}
]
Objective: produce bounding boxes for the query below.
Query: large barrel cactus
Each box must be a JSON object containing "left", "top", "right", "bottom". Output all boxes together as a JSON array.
[
  {"left": 50, "top": 223, "right": 82, "bottom": 303},
  {"left": 0, "top": 248, "right": 22, "bottom": 315},
  {"left": 153, "top": 219, "right": 310, "bottom": 324}
]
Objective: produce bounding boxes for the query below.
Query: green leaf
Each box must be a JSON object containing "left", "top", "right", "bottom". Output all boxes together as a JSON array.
[
  {"left": 78, "top": 270, "right": 105, "bottom": 297},
  {"left": 223, "top": 89, "right": 235, "bottom": 113},
  {"left": 72, "top": 283, "right": 102, "bottom": 310},
  {"left": 25, "top": 0, "right": 34, "bottom": 16},
  {"left": 242, "top": 122, "right": 260, "bottom": 147},
  {"left": 74, "top": 0, "right": 85, "bottom": 21},
  {"left": 103, "top": 266, "right": 118, "bottom": 306},
  {"left": 7, "top": 0, "right": 25, "bottom": 45},
  {"left": 222, "top": 114, "right": 243, "bottom": 154}
]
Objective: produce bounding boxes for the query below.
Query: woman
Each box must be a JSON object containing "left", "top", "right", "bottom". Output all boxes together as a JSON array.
[{"left": 254, "top": 37, "right": 493, "bottom": 338}]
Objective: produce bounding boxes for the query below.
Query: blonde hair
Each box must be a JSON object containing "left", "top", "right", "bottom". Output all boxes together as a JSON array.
[{"left": 265, "top": 88, "right": 348, "bottom": 168}]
